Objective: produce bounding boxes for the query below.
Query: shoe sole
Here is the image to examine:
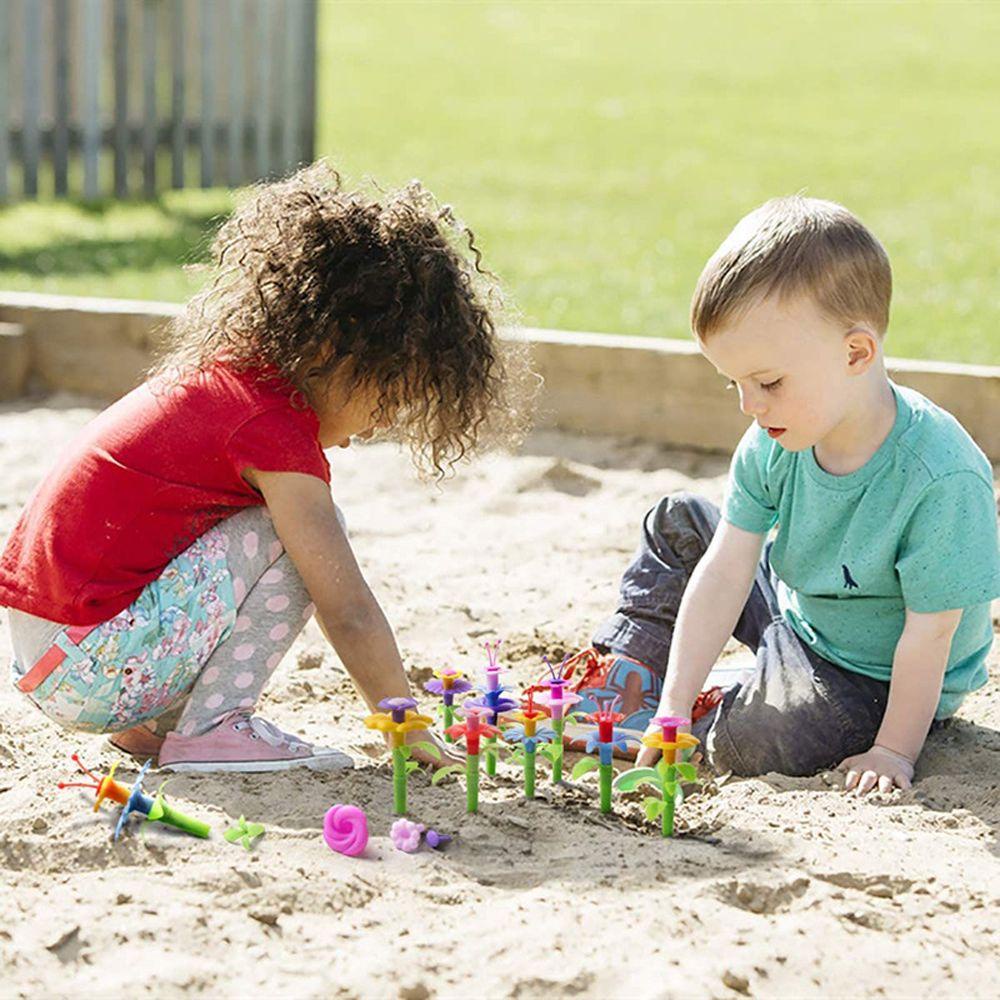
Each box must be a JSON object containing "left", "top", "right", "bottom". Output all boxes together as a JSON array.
[{"left": 159, "top": 753, "right": 354, "bottom": 774}]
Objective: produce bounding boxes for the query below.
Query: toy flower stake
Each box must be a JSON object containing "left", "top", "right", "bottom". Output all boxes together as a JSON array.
[
  {"left": 435, "top": 705, "right": 501, "bottom": 812},
  {"left": 423, "top": 667, "right": 473, "bottom": 742},
  {"left": 58, "top": 754, "right": 210, "bottom": 840},
  {"left": 570, "top": 697, "right": 640, "bottom": 813},
  {"left": 464, "top": 641, "right": 518, "bottom": 777},
  {"left": 503, "top": 689, "right": 556, "bottom": 799},
  {"left": 364, "top": 697, "right": 439, "bottom": 815},
  {"left": 535, "top": 655, "right": 581, "bottom": 783},
  {"left": 614, "top": 716, "right": 700, "bottom": 837}
]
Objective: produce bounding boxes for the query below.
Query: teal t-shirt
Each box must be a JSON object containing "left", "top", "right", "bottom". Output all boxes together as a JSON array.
[{"left": 723, "top": 382, "right": 1000, "bottom": 718}]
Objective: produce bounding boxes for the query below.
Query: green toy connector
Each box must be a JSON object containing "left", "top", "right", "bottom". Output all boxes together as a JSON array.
[
  {"left": 224, "top": 816, "right": 265, "bottom": 851},
  {"left": 614, "top": 716, "right": 700, "bottom": 837},
  {"left": 365, "top": 697, "right": 441, "bottom": 815}
]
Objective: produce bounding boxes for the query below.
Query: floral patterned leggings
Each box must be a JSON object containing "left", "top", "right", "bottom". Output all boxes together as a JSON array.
[{"left": 9, "top": 506, "right": 316, "bottom": 737}]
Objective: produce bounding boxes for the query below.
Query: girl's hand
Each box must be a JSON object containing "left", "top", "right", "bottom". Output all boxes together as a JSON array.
[
  {"left": 634, "top": 724, "right": 662, "bottom": 769},
  {"left": 402, "top": 729, "right": 463, "bottom": 769},
  {"left": 838, "top": 744, "right": 915, "bottom": 794}
]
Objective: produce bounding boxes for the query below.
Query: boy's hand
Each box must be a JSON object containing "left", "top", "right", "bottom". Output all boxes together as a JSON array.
[{"left": 838, "top": 744, "right": 915, "bottom": 794}]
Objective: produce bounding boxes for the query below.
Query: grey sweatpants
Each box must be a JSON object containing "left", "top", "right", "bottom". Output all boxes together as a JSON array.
[{"left": 591, "top": 492, "right": 908, "bottom": 777}]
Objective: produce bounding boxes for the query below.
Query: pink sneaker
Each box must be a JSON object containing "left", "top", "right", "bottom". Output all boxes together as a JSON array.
[{"left": 159, "top": 713, "right": 353, "bottom": 773}]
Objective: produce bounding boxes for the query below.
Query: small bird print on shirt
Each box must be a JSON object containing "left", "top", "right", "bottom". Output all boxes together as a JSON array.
[{"left": 842, "top": 564, "right": 859, "bottom": 590}]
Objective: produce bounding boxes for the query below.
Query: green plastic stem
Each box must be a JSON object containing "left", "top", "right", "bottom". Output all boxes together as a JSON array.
[
  {"left": 524, "top": 750, "right": 536, "bottom": 799},
  {"left": 552, "top": 718, "right": 564, "bottom": 783},
  {"left": 599, "top": 762, "right": 612, "bottom": 814},
  {"left": 662, "top": 762, "right": 675, "bottom": 837},
  {"left": 392, "top": 745, "right": 407, "bottom": 815},
  {"left": 467, "top": 753, "right": 479, "bottom": 813},
  {"left": 444, "top": 703, "right": 455, "bottom": 742},
  {"left": 485, "top": 735, "right": 497, "bottom": 776},
  {"left": 158, "top": 803, "right": 211, "bottom": 839}
]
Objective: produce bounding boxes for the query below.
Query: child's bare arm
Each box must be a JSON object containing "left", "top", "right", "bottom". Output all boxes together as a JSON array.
[
  {"left": 839, "top": 606, "right": 962, "bottom": 794},
  {"left": 636, "top": 520, "right": 765, "bottom": 766},
  {"left": 249, "top": 470, "right": 456, "bottom": 764}
]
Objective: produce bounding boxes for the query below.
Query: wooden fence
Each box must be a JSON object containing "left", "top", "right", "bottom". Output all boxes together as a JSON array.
[{"left": 0, "top": 0, "right": 318, "bottom": 202}]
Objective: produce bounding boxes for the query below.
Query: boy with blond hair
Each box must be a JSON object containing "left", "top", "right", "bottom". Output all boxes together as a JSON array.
[{"left": 567, "top": 196, "right": 1000, "bottom": 793}]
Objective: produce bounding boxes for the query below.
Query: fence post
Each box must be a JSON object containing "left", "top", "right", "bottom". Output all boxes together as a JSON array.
[
  {"left": 113, "top": 0, "right": 129, "bottom": 198},
  {"left": 82, "top": 0, "right": 103, "bottom": 200},
  {"left": 53, "top": 0, "right": 72, "bottom": 197},
  {"left": 227, "top": 0, "right": 244, "bottom": 186},
  {"left": 170, "top": 0, "right": 185, "bottom": 189},
  {"left": 22, "top": 0, "right": 43, "bottom": 198},
  {"left": 200, "top": 0, "right": 216, "bottom": 188},
  {"left": 0, "top": 0, "right": 9, "bottom": 202},
  {"left": 142, "top": 0, "right": 158, "bottom": 198}
]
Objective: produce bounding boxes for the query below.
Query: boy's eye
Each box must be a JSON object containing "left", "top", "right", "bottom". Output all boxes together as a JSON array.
[{"left": 761, "top": 378, "right": 783, "bottom": 392}]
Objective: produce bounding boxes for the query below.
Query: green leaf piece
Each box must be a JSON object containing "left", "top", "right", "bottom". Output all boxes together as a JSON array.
[
  {"left": 643, "top": 796, "right": 665, "bottom": 821},
  {"left": 676, "top": 761, "right": 698, "bottom": 782},
  {"left": 223, "top": 815, "right": 265, "bottom": 851},
  {"left": 483, "top": 744, "right": 504, "bottom": 762},
  {"left": 662, "top": 780, "right": 678, "bottom": 796},
  {"left": 411, "top": 740, "right": 442, "bottom": 762},
  {"left": 509, "top": 748, "right": 526, "bottom": 767},
  {"left": 614, "top": 767, "right": 662, "bottom": 793},
  {"left": 571, "top": 757, "right": 600, "bottom": 780},
  {"left": 397, "top": 745, "right": 412, "bottom": 761},
  {"left": 404, "top": 760, "right": 421, "bottom": 775},
  {"left": 431, "top": 764, "right": 464, "bottom": 786},
  {"left": 539, "top": 745, "right": 560, "bottom": 764}
]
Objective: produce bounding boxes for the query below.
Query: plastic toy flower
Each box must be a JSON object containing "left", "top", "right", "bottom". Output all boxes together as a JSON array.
[
  {"left": 436, "top": 705, "right": 502, "bottom": 812},
  {"left": 618, "top": 715, "right": 700, "bottom": 837},
  {"left": 570, "top": 697, "right": 640, "bottom": 813},
  {"left": 423, "top": 667, "right": 474, "bottom": 741},
  {"left": 364, "top": 696, "right": 439, "bottom": 815},
  {"left": 365, "top": 697, "right": 433, "bottom": 742},
  {"left": 535, "top": 654, "right": 582, "bottom": 782},
  {"left": 465, "top": 641, "right": 518, "bottom": 776},
  {"left": 503, "top": 689, "right": 555, "bottom": 798},
  {"left": 390, "top": 817, "right": 425, "bottom": 853},
  {"left": 58, "top": 754, "right": 210, "bottom": 840}
]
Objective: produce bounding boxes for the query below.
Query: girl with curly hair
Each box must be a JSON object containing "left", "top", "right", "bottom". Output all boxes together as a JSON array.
[{"left": 1, "top": 163, "right": 532, "bottom": 772}]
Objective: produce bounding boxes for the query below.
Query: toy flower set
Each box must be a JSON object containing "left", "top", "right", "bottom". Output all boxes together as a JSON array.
[{"left": 361, "top": 641, "right": 701, "bottom": 839}]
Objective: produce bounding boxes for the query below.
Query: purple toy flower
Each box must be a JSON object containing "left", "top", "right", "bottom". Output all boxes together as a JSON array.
[
  {"left": 424, "top": 668, "right": 474, "bottom": 706},
  {"left": 425, "top": 829, "right": 451, "bottom": 849},
  {"left": 378, "top": 696, "right": 419, "bottom": 724},
  {"left": 390, "top": 817, "right": 425, "bottom": 853},
  {"left": 465, "top": 692, "right": 519, "bottom": 721}
]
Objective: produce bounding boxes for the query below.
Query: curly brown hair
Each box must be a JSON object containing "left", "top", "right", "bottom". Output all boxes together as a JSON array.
[{"left": 152, "top": 161, "right": 536, "bottom": 477}]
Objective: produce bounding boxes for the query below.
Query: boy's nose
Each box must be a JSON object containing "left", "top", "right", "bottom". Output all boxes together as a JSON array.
[{"left": 738, "top": 387, "right": 765, "bottom": 417}]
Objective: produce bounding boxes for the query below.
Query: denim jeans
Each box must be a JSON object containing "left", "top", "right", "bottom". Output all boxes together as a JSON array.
[{"left": 591, "top": 492, "right": 900, "bottom": 776}]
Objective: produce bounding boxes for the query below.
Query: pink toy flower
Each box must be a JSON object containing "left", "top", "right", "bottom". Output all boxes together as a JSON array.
[{"left": 390, "top": 817, "right": 425, "bottom": 853}]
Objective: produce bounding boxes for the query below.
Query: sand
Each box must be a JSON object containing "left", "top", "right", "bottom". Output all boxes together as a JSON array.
[{"left": 1, "top": 393, "right": 998, "bottom": 999}]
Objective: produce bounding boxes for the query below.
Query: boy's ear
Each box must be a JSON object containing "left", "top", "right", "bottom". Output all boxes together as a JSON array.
[{"left": 844, "top": 327, "right": 879, "bottom": 375}]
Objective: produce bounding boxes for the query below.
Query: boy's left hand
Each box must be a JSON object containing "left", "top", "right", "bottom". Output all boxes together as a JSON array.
[{"left": 837, "top": 744, "right": 915, "bottom": 794}]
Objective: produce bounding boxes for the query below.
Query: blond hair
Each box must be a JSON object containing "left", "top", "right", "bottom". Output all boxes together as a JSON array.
[{"left": 691, "top": 196, "right": 892, "bottom": 339}]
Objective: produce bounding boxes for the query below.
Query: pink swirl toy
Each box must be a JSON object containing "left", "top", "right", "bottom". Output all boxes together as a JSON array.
[{"left": 323, "top": 804, "right": 369, "bottom": 857}]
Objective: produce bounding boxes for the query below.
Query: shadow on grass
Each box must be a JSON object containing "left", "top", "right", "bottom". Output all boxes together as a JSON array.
[{"left": 0, "top": 201, "right": 224, "bottom": 278}]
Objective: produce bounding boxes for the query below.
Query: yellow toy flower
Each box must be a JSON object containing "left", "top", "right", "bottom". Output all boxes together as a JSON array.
[
  {"left": 641, "top": 731, "right": 699, "bottom": 753},
  {"left": 365, "top": 697, "right": 434, "bottom": 747}
]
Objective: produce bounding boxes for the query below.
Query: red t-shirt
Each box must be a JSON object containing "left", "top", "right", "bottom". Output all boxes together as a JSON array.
[{"left": 0, "top": 364, "right": 330, "bottom": 626}]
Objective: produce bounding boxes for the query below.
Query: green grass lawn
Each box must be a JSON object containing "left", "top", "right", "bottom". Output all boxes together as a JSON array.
[{"left": 2, "top": 2, "right": 999, "bottom": 364}]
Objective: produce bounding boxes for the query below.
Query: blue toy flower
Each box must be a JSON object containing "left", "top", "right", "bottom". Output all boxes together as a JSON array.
[
  {"left": 585, "top": 728, "right": 639, "bottom": 765},
  {"left": 504, "top": 723, "right": 557, "bottom": 755}
]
